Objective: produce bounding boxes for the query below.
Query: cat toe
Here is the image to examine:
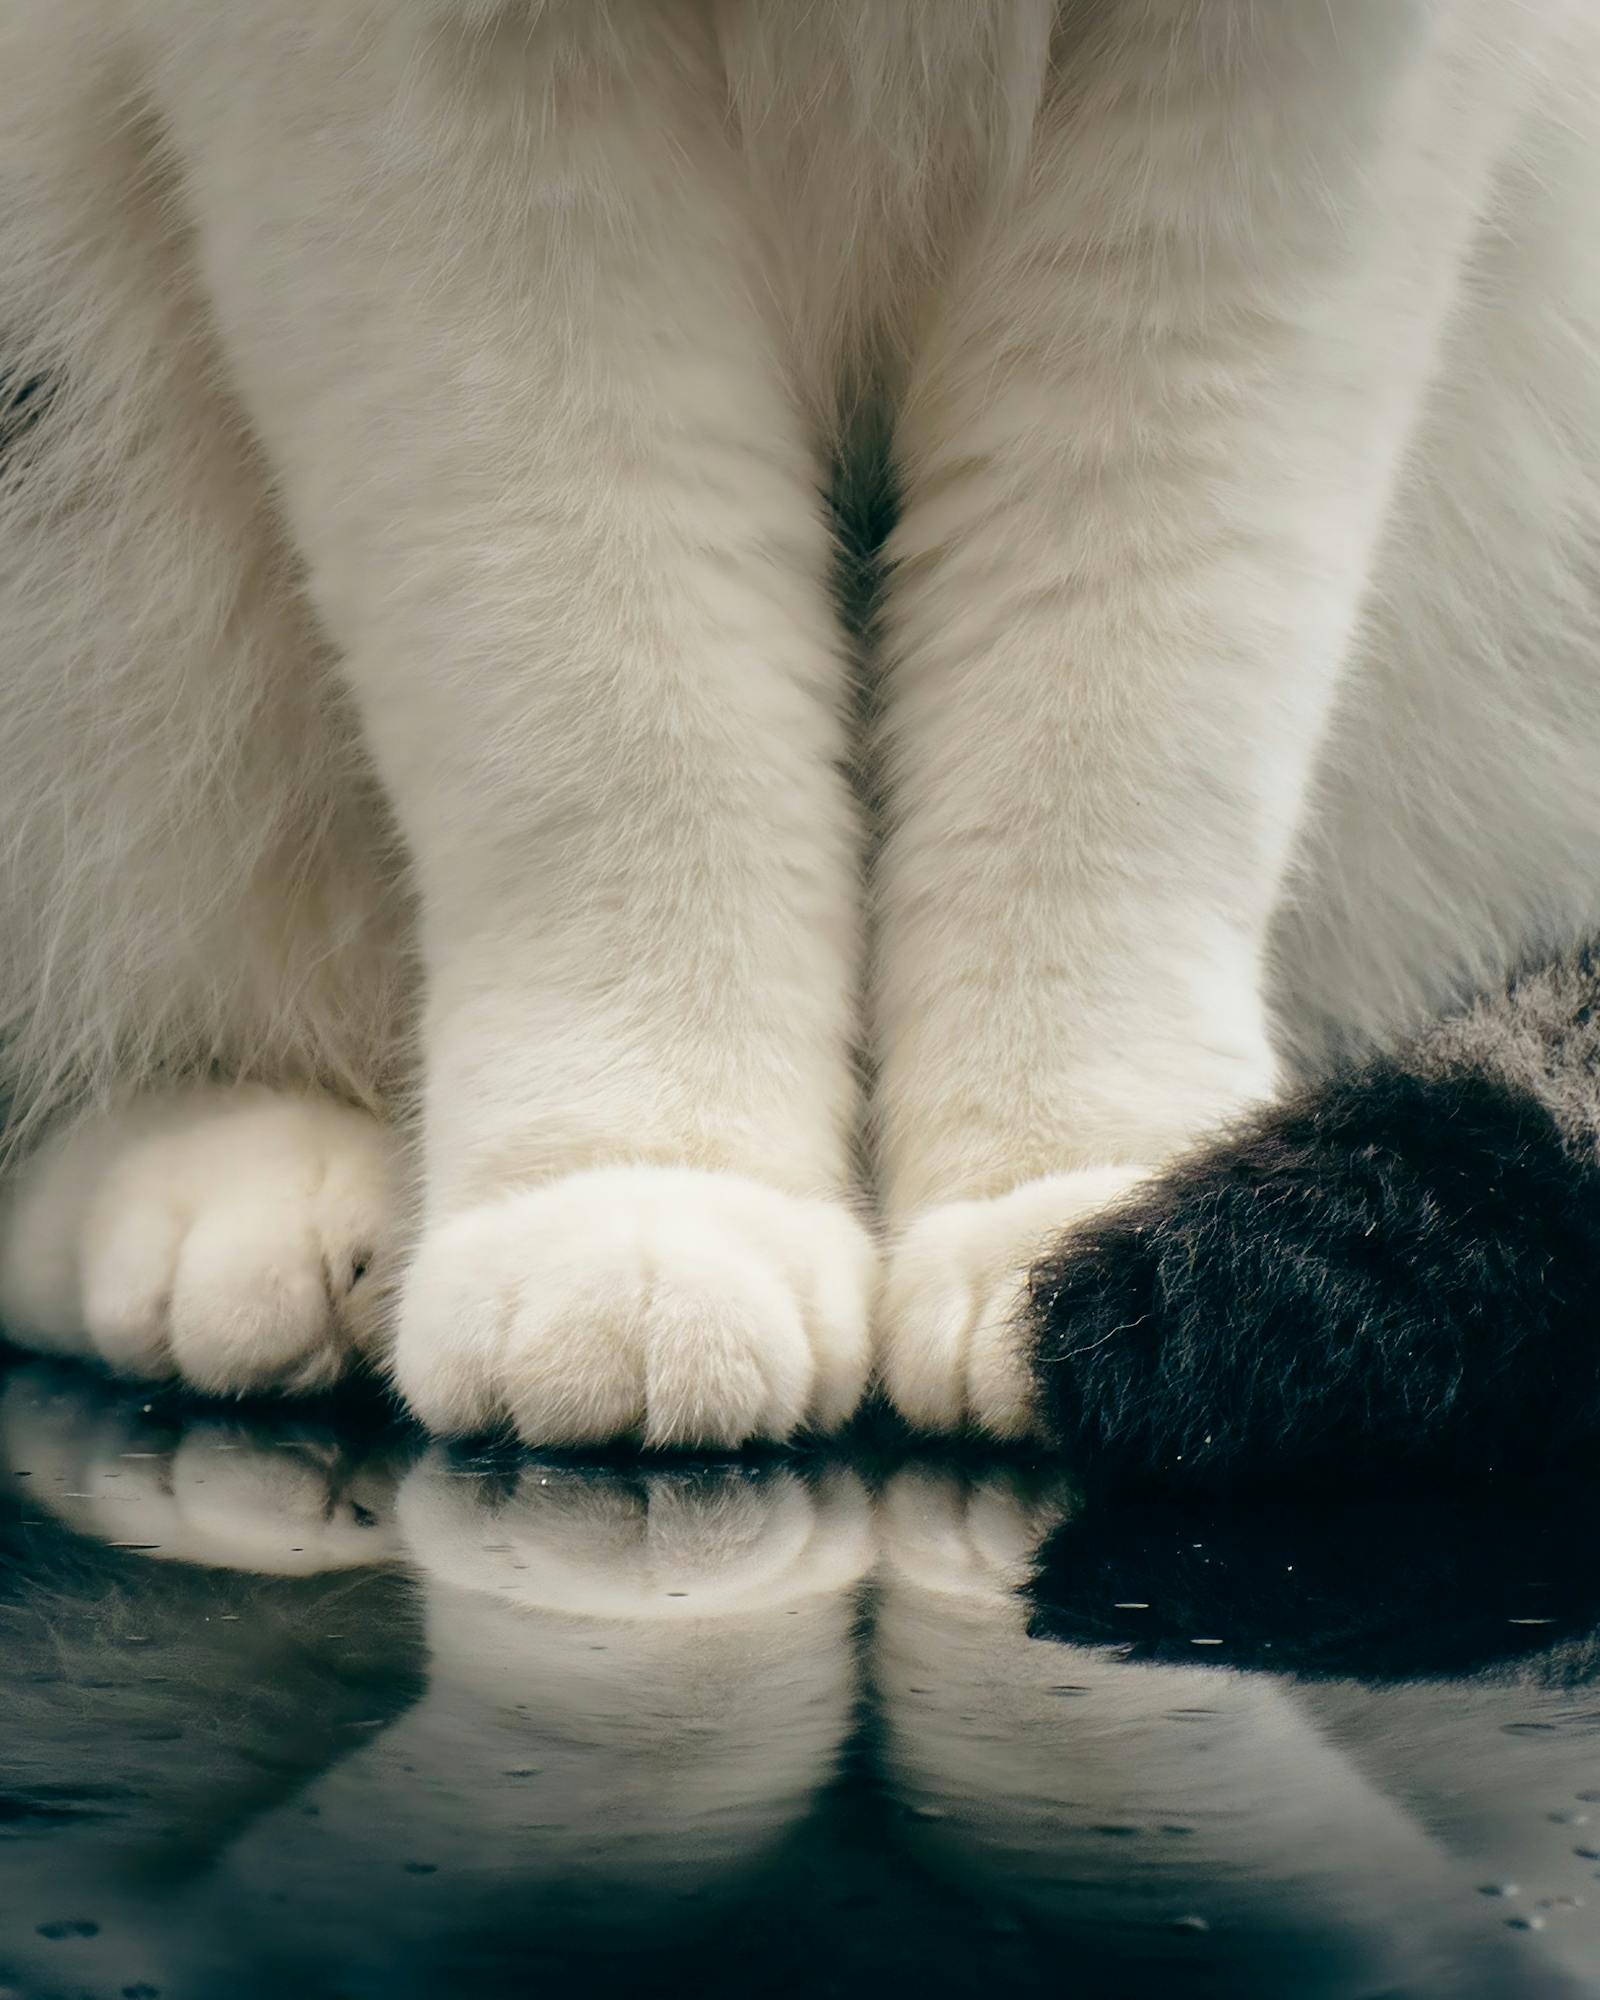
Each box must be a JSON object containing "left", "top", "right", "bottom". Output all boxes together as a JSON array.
[
  {"left": 879, "top": 1168, "right": 1149, "bottom": 1439},
  {"left": 0, "top": 1087, "right": 394, "bottom": 1398},
  {"left": 393, "top": 1167, "right": 873, "bottom": 1448}
]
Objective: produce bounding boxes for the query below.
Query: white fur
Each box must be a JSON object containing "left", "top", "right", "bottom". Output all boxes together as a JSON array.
[
  {"left": 0, "top": 1084, "right": 394, "bottom": 1391},
  {"left": 880, "top": 1166, "right": 1146, "bottom": 1439},
  {"left": 397, "top": 1167, "right": 872, "bottom": 1446},
  {"left": 3, "top": 1, "right": 1600, "bottom": 1436}
]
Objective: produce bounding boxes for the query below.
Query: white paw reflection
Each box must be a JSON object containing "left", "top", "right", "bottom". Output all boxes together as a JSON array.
[{"left": 2, "top": 1365, "right": 1598, "bottom": 1999}]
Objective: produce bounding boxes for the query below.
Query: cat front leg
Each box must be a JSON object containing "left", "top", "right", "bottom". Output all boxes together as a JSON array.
[
  {"left": 154, "top": 8, "right": 869, "bottom": 1443},
  {"left": 874, "top": 0, "right": 1561, "bottom": 1432}
]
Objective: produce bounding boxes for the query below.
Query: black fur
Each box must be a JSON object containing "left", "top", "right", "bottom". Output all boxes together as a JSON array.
[
  {"left": 1027, "top": 1051, "right": 1600, "bottom": 1493},
  {"left": 1024, "top": 1490, "right": 1600, "bottom": 1682}
]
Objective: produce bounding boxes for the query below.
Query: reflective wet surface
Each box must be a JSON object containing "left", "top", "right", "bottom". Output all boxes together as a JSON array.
[{"left": 2, "top": 1361, "right": 1599, "bottom": 1998}]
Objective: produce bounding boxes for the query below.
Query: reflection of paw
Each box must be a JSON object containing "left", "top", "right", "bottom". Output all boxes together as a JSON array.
[
  {"left": 0, "top": 1086, "right": 394, "bottom": 1395},
  {"left": 880, "top": 1169, "right": 1147, "bottom": 1436},
  {"left": 396, "top": 1454, "right": 872, "bottom": 1884},
  {"left": 0, "top": 1364, "right": 405, "bottom": 1573},
  {"left": 877, "top": 1463, "right": 1076, "bottom": 1604},
  {"left": 398, "top": 1448, "right": 872, "bottom": 1617},
  {"left": 394, "top": 1168, "right": 873, "bottom": 1447}
]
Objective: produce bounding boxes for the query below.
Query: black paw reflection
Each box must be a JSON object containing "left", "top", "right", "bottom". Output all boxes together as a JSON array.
[
  {"left": 1026, "top": 1491, "right": 1600, "bottom": 1683},
  {"left": 1005, "top": 1489, "right": 1600, "bottom": 1995}
]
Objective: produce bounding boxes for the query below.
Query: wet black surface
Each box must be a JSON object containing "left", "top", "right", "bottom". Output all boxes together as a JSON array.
[{"left": 2, "top": 1360, "right": 1599, "bottom": 1998}]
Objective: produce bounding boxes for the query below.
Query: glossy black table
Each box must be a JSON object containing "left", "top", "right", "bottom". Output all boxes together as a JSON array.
[{"left": 1, "top": 1358, "right": 1596, "bottom": 1999}]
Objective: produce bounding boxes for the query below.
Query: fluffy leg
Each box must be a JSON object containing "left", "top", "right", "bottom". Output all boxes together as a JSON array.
[
  {"left": 0, "top": 4, "right": 404, "bottom": 1138},
  {"left": 0, "top": 9, "right": 407, "bottom": 1394},
  {"left": 144, "top": 4, "right": 870, "bottom": 1444},
  {"left": 875, "top": 0, "right": 1566, "bottom": 1434}
]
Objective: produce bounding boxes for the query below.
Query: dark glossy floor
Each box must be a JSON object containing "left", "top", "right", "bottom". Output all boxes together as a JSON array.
[{"left": 2, "top": 1360, "right": 1599, "bottom": 1999}]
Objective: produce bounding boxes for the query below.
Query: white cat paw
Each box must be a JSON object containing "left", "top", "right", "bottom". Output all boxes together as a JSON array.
[
  {"left": 879, "top": 1167, "right": 1149, "bottom": 1438},
  {"left": 0, "top": 1365, "right": 405, "bottom": 1573},
  {"left": 0, "top": 1087, "right": 394, "bottom": 1396},
  {"left": 397, "top": 1451, "right": 873, "bottom": 1616},
  {"left": 393, "top": 1167, "right": 874, "bottom": 1447},
  {"left": 877, "top": 1463, "right": 1077, "bottom": 1602}
]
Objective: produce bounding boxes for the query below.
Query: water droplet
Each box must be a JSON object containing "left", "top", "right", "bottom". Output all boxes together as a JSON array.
[
  {"left": 1113, "top": 1602, "right": 1150, "bottom": 1610},
  {"left": 1171, "top": 1914, "right": 1210, "bottom": 1932},
  {"left": 1574, "top": 1847, "right": 1600, "bottom": 1860},
  {"left": 504, "top": 1768, "right": 539, "bottom": 1778},
  {"left": 1536, "top": 1896, "right": 1583, "bottom": 1912},
  {"left": 1506, "top": 1915, "right": 1546, "bottom": 1932},
  {"left": 1049, "top": 1686, "right": 1092, "bottom": 1697},
  {"left": 36, "top": 1918, "right": 100, "bottom": 1940},
  {"left": 1190, "top": 1637, "right": 1224, "bottom": 1646},
  {"left": 403, "top": 1861, "right": 437, "bottom": 1875},
  {"left": 1479, "top": 1883, "right": 1520, "bottom": 1898},
  {"left": 1092, "top": 1825, "right": 1141, "bottom": 1839},
  {"left": 1550, "top": 1811, "right": 1590, "bottom": 1826}
]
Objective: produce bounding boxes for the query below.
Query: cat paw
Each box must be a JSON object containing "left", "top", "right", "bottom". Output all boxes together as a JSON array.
[
  {"left": 877, "top": 1463, "right": 1077, "bottom": 1601},
  {"left": 0, "top": 1087, "right": 394, "bottom": 1396},
  {"left": 398, "top": 1451, "right": 873, "bottom": 1616},
  {"left": 393, "top": 1167, "right": 874, "bottom": 1447},
  {"left": 879, "top": 1168, "right": 1149, "bottom": 1438},
  {"left": 0, "top": 1363, "right": 405, "bottom": 1573}
]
